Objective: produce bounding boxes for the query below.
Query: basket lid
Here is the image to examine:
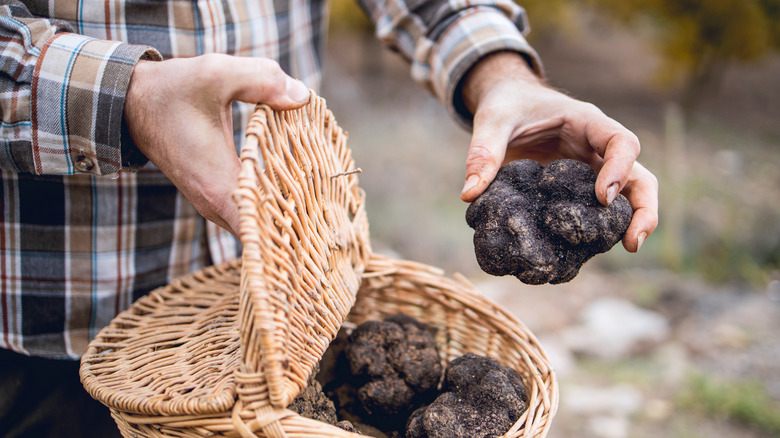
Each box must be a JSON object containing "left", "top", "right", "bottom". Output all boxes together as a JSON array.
[
  {"left": 234, "top": 95, "right": 371, "bottom": 408},
  {"left": 80, "top": 94, "right": 370, "bottom": 416}
]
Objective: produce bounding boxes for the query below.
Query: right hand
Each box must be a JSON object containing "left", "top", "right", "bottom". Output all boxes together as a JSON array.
[
  {"left": 459, "top": 52, "right": 658, "bottom": 252},
  {"left": 123, "top": 54, "right": 310, "bottom": 236}
]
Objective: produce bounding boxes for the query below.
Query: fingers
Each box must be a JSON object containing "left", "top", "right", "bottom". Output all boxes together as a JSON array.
[
  {"left": 461, "top": 108, "right": 514, "bottom": 202},
  {"left": 620, "top": 162, "right": 659, "bottom": 252},
  {"left": 204, "top": 189, "right": 241, "bottom": 238},
  {"left": 198, "top": 54, "right": 310, "bottom": 110},
  {"left": 459, "top": 74, "right": 656, "bottom": 254},
  {"left": 580, "top": 110, "right": 641, "bottom": 206},
  {"left": 581, "top": 111, "right": 655, "bottom": 252},
  {"left": 125, "top": 56, "right": 256, "bottom": 237}
]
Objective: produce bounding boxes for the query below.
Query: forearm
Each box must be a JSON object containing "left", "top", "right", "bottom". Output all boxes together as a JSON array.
[
  {"left": 354, "top": 0, "right": 543, "bottom": 126},
  {"left": 0, "top": 2, "right": 159, "bottom": 175},
  {"left": 461, "top": 51, "right": 544, "bottom": 116}
]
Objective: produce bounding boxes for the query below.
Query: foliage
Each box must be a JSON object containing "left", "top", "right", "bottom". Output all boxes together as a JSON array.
[
  {"left": 512, "top": 0, "right": 580, "bottom": 39},
  {"left": 581, "top": 0, "right": 780, "bottom": 109},
  {"left": 329, "top": 0, "right": 373, "bottom": 34},
  {"left": 329, "top": 0, "right": 780, "bottom": 107},
  {"left": 677, "top": 373, "right": 780, "bottom": 436}
]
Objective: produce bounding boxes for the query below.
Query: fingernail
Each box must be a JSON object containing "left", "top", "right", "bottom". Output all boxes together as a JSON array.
[
  {"left": 286, "top": 77, "right": 310, "bottom": 103},
  {"left": 461, "top": 174, "right": 480, "bottom": 196},
  {"left": 606, "top": 182, "right": 619, "bottom": 204},
  {"left": 636, "top": 231, "right": 647, "bottom": 252}
]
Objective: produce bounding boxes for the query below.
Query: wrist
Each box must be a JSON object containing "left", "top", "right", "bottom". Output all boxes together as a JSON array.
[
  {"left": 122, "top": 60, "right": 160, "bottom": 169},
  {"left": 124, "top": 60, "right": 154, "bottom": 127},
  {"left": 123, "top": 60, "right": 161, "bottom": 148},
  {"left": 462, "top": 51, "right": 543, "bottom": 115}
]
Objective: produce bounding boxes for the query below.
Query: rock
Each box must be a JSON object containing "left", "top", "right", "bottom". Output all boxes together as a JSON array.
[
  {"left": 654, "top": 342, "right": 691, "bottom": 387},
  {"left": 562, "top": 297, "right": 669, "bottom": 359},
  {"left": 563, "top": 383, "right": 643, "bottom": 417},
  {"left": 587, "top": 415, "right": 630, "bottom": 438},
  {"left": 644, "top": 398, "right": 673, "bottom": 421},
  {"left": 537, "top": 336, "right": 576, "bottom": 378}
]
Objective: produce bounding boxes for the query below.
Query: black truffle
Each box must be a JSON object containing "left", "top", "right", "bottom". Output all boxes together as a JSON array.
[
  {"left": 406, "top": 352, "right": 528, "bottom": 438},
  {"left": 345, "top": 314, "right": 442, "bottom": 421},
  {"left": 466, "top": 159, "right": 633, "bottom": 284},
  {"left": 288, "top": 364, "right": 339, "bottom": 425}
]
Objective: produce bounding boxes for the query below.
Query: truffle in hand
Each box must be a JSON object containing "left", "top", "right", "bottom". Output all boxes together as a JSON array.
[{"left": 466, "top": 159, "right": 633, "bottom": 285}]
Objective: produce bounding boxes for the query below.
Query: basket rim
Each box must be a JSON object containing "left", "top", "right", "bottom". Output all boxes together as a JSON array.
[{"left": 85, "top": 254, "right": 558, "bottom": 437}]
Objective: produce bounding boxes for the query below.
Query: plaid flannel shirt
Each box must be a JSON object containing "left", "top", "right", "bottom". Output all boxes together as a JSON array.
[{"left": 0, "top": 0, "right": 541, "bottom": 359}]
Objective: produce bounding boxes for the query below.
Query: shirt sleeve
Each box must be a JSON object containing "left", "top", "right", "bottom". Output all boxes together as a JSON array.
[
  {"left": 0, "top": 1, "right": 161, "bottom": 175},
  {"left": 355, "top": 0, "right": 544, "bottom": 128}
]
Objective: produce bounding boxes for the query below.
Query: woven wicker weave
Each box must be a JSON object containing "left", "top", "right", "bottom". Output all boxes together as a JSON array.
[{"left": 80, "top": 94, "right": 558, "bottom": 438}]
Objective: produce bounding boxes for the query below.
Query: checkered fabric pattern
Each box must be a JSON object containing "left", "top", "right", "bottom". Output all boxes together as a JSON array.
[{"left": 0, "top": 0, "right": 540, "bottom": 359}]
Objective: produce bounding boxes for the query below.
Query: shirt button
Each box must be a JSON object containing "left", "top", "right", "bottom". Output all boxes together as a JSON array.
[{"left": 74, "top": 155, "right": 95, "bottom": 173}]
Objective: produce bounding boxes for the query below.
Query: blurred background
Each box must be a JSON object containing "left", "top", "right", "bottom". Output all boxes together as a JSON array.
[{"left": 319, "top": 1, "right": 780, "bottom": 437}]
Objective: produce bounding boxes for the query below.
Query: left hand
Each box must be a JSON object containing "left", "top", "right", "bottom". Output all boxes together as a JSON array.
[
  {"left": 124, "top": 54, "right": 310, "bottom": 237},
  {"left": 459, "top": 51, "right": 658, "bottom": 252}
]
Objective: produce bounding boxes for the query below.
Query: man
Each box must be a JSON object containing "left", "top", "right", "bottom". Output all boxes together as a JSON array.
[{"left": 0, "top": 0, "right": 657, "bottom": 436}]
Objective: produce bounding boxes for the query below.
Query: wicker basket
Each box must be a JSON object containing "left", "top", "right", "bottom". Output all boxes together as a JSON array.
[{"left": 80, "top": 95, "right": 558, "bottom": 437}]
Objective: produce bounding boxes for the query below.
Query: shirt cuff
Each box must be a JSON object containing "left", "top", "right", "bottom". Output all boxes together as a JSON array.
[
  {"left": 411, "top": 7, "right": 544, "bottom": 130},
  {"left": 31, "top": 33, "right": 161, "bottom": 175}
]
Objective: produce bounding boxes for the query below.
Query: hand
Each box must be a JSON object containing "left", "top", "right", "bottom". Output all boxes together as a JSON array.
[
  {"left": 123, "top": 54, "right": 310, "bottom": 236},
  {"left": 460, "top": 51, "right": 658, "bottom": 252}
]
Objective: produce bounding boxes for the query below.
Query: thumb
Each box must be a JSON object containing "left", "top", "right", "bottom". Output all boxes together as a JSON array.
[
  {"left": 461, "top": 114, "right": 512, "bottom": 202},
  {"left": 217, "top": 55, "right": 310, "bottom": 109}
]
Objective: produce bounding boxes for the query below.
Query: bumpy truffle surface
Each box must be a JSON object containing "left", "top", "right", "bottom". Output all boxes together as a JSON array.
[
  {"left": 466, "top": 159, "right": 633, "bottom": 284},
  {"left": 406, "top": 353, "right": 528, "bottom": 438},
  {"left": 288, "top": 364, "right": 339, "bottom": 425},
  {"left": 345, "top": 314, "right": 442, "bottom": 419}
]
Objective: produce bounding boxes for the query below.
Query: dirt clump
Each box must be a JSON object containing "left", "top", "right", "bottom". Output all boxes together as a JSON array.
[
  {"left": 466, "top": 158, "right": 632, "bottom": 284},
  {"left": 406, "top": 352, "right": 528, "bottom": 438}
]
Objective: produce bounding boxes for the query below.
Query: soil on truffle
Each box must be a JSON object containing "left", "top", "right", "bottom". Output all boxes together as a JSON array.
[{"left": 466, "top": 158, "right": 633, "bottom": 285}]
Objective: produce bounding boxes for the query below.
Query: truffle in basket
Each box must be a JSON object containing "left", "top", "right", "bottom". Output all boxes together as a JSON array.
[
  {"left": 346, "top": 314, "right": 442, "bottom": 419},
  {"left": 406, "top": 352, "right": 528, "bottom": 438}
]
